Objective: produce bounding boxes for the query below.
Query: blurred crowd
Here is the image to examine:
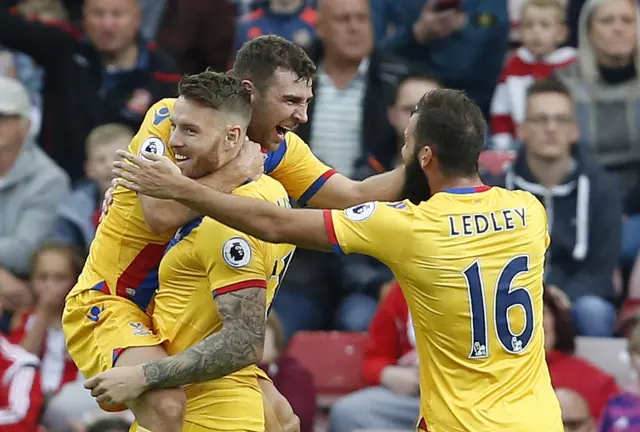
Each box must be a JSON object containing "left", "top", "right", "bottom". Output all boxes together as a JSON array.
[{"left": 0, "top": 0, "right": 639, "bottom": 430}]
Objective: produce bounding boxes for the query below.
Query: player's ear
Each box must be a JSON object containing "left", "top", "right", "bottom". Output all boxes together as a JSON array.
[
  {"left": 419, "top": 146, "right": 433, "bottom": 169},
  {"left": 242, "top": 80, "right": 257, "bottom": 101},
  {"left": 225, "top": 125, "right": 243, "bottom": 148}
]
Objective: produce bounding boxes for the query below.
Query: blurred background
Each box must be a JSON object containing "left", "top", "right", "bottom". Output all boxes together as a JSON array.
[{"left": 0, "top": 0, "right": 639, "bottom": 431}]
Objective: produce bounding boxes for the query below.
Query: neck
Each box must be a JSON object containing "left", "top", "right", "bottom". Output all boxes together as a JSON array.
[
  {"left": 435, "top": 174, "right": 484, "bottom": 193},
  {"left": 598, "top": 53, "right": 634, "bottom": 68},
  {"left": 322, "top": 54, "right": 362, "bottom": 88},
  {"left": 0, "top": 142, "right": 23, "bottom": 177},
  {"left": 525, "top": 153, "right": 571, "bottom": 188},
  {"left": 102, "top": 43, "right": 139, "bottom": 69}
]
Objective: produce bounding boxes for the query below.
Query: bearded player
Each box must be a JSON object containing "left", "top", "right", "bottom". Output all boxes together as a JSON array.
[
  {"left": 94, "top": 89, "right": 563, "bottom": 432},
  {"left": 67, "top": 35, "right": 405, "bottom": 432}
]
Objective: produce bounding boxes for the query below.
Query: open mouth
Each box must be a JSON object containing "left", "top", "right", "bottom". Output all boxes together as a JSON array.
[
  {"left": 174, "top": 153, "right": 189, "bottom": 162},
  {"left": 275, "top": 125, "right": 288, "bottom": 137}
]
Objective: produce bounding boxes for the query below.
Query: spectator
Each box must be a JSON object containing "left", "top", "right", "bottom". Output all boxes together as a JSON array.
[
  {"left": 0, "top": 0, "right": 180, "bottom": 182},
  {"left": 599, "top": 323, "right": 640, "bottom": 431},
  {"left": 0, "top": 49, "right": 15, "bottom": 76},
  {"left": 335, "top": 74, "right": 441, "bottom": 331},
  {"left": 556, "top": 387, "right": 597, "bottom": 432},
  {"left": 490, "top": 0, "right": 576, "bottom": 151},
  {"left": 329, "top": 283, "right": 419, "bottom": 432},
  {"left": 545, "top": 290, "right": 619, "bottom": 419},
  {"left": 487, "top": 78, "right": 622, "bottom": 336},
  {"left": 0, "top": 76, "right": 69, "bottom": 329},
  {"left": 7, "top": 242, "right": 83, "bottom": 395},
  {"left": 272, "top": 0, "right": 405, "bottom": 338},
  {"left": 384, "top": 0, "right": 510, "bottom": 116},
  {"left": 259, "top": 312, "right": 316, "bottom": 432},
  {"left": 52, "top": 124, "right": 133, "bottom": 255},
  {"left": 555, "top": 0, "right": 640, "bottom": 192},
  {"left": 235, "top": 0, "right": 317, "bottom": 52},
  {"left": 0, "top": 335, "right": 43, "bottom": 431},
  {"left": 151, "top": 0, "right": 236, "bottom": 74}
]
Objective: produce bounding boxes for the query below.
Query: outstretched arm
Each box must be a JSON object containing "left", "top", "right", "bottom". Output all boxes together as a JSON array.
[{"left": 113, "top": 151, "right": 332, "bottom": 251}]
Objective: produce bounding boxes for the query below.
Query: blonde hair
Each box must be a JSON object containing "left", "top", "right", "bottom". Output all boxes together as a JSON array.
[
  {"left": 17, "top": 0, "right": 68, "bottom": 21},
  {"left": 85, "top": 123, "right": 134, "bottom": 155},
  {"left": 521, "top": 0, "right": 567, "bottom": 22}
]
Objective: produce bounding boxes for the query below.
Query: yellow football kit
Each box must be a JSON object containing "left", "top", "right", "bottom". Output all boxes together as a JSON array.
[
  {"left": 149, "top": 176, "right": 295, "bottom": 431},
  {"left": 324, "top": 186, "right": 563, "bottom": 432},
  {"left": 63, "top": 96, "right": 333, "bottom": 388}
]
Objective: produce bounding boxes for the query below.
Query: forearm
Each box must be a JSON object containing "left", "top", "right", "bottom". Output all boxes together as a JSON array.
[
  {"left": 173, "top": 178, "right": 291, "bottom": 244},
  {"left": 141, "top": 172, "right": 242, "bottom": 234},
  {"left": 20, "top": 312, "right": 49, "bottom": 355},
  {"left": 141, "top": 325, "right": 262, "bottom": 390}
]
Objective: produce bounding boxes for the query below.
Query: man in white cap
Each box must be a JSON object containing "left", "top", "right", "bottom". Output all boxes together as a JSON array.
[{"left": 0, "top": 76, "right": 69, "bottom": 322}]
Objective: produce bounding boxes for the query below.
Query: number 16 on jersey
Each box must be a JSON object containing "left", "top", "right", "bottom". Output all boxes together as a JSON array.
[{"left": 463, "top": 255, "right": 535, "bottom": 359}]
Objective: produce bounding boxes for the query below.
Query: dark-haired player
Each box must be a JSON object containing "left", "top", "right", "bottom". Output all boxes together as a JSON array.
[{"left": 96, "top": 89, "right": 563, "bottom": 432}]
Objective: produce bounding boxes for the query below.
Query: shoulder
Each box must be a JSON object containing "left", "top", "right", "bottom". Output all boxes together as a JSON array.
[
  {"left": 233, "top": 176, "right": 288, "bottom": 203},
  {"left": 343, "top": 200, "right": 416, "bottom": 223},
  {"left": 27, "top": 145, "right": 70, "bottom": 188}
]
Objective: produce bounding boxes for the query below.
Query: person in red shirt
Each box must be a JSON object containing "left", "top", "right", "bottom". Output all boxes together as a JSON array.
[
  {"left": 544, "top": 289, "right": 619, "bottom": 419},
  {"left": 329, "top": 282, "right": 419, "bottom": 432},
  {"left": 0, "top": 334, "right": 43, "bottom": 431}
]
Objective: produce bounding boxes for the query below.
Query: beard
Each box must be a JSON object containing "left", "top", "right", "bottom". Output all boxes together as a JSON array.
[{"left": 401, "top": 157, "right": 432, "bottom": 205}]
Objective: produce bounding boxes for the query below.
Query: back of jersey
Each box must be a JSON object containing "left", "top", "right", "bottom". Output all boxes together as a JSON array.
[{"left": 406, "top": 186, "right": 562, "bottom": 432}]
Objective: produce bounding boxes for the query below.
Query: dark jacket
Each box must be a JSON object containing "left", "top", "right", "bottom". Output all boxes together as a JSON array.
[
  {"left": 486, "top": 148, "right": 622, "bottom": 301},
  {"left": 295, "top": 40, "right": 406, "bottom": 172},
  {"left": 0, "top": 9, "right": 180, "bottom": 181}
]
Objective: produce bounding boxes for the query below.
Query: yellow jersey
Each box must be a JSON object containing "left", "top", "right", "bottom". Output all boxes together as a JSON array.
[
  {"left": 153, "top": 175, "right": 295, "bottom": 430},
  {"left": 324, "top": 186, "right": 563, "bottom": 432},
  {"left": 67, "top": 98, "right": 333, "bottom": 311}
]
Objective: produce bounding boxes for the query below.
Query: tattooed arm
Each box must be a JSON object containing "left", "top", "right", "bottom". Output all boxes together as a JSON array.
[{"left": 143, "top": 287, "right": 267, "bottom": 390}]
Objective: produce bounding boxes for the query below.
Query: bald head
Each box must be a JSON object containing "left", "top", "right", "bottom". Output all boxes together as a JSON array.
[
  {"left": 555, "top": 388, "right": 595, "bottom": 432},
  {"left": 317, "top": 0, "right": 372, "bottom": 63}
]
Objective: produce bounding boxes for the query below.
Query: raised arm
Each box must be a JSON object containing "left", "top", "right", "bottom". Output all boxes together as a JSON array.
[
  {"left": 114, "top": 151, "right": 332, "bottom": 251},
  {"left": 306, "top": 167, "right": 406, "bottom": 209}
]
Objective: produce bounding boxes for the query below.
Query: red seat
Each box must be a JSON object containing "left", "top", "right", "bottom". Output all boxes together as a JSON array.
[
  {"left": 479, "top": 150, "right": 516, "bottom": 175},
  {"left": 286, "top": 331, "right": 368, "bottom": 407}
]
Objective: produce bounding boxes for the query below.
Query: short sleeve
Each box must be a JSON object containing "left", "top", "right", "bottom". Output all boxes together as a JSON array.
[
  {"left": 267, "top": 133, "right": 337, "bottom": 206},
  {"left": 323, "top": 201, "right": 414, "bottom": 264},
  {"left": 128, "top": 99, "right": 176, "bottom": 161},
  {"left": 194, "top": 219, "right": 268, "bottom": 297}
]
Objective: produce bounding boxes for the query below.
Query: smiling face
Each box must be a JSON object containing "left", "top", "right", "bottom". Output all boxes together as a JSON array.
[
  {"left": 246, "top": 68, "right": 314, "bottom": 151},
  {"left": 169, "top": 97, "right": 245, "bottom": 179}
]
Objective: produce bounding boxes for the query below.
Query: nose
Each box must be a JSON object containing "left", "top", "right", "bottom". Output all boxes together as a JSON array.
[{"left": 292, "top": 106, "right": 308, "bottom": 124}]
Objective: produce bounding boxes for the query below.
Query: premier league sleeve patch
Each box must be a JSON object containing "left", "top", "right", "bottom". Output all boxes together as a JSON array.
[
  {"left": 139, "top": 137, "right": 166, "bottom": 160},
  {"left": 222, "top": 237, "right": 252, "bottom": 268},
  {"left": 344, "top": 202, "right": 376, "bottom": 222}
]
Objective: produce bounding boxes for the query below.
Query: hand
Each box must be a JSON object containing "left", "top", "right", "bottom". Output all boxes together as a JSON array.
[
  {"left": 547, "top": 285, "right": 572, "bottom": 310},
  {"left": 99, "top": 182, "right": 116, "bottom": 223},
  {"left": 380, "top": 365, "right": 420, "bottom": 396},
  {"left": 413, "top": 0, "right": 466, "bottom": 43},
  {"left": 113, "top": 150, "right": 184, "bottom": 200},
  {"left": 84, "top": 365, "right": 147, "bottom": 405},
  {"left": 0, "top": 268, "right": 32, "bottom": 311},
  {"left": 397, "top": 349, "right": 419, "bottom": 367},
  {"left": 36, "top": 286, "right": 66, "bottom": 316},
  {"left": 218, "top": 138, "right": 265, "bottom": 183}
]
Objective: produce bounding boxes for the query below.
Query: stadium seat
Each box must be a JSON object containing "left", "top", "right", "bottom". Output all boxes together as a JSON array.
[
  {"left": 575, "top": 336, "right": 633, "bottom": 387},
  {"left": 478, "top": 150, "right": 516, "bottom": 175},
  {"left": 287, "top": 331, "right": 368, "bottom": 407}
]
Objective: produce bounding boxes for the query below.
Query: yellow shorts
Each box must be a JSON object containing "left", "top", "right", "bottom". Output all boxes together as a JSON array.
[
  {"left": 63, "top": 289, "right": 161, "bottom": 410},
  {"left": 130, "top": 420, "right": 257, "bottom": 432}
]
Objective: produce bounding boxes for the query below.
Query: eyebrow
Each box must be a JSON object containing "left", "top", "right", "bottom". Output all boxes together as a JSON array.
[{"left": 283, "top": 94, "right": 313, "bottom": 104}]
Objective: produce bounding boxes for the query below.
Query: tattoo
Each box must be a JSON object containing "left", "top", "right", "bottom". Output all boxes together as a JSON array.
[{"left": 142, "top": 288, "right": 266, "bottom": 390}]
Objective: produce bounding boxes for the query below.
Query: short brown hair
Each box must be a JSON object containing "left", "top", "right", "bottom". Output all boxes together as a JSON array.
[
  {"left": 178, "top": 71, "right": 252, "bottom": 125},
  {"left": 85, "top": 123, "right": 134, "bottom": 155},
  {"left": 527, "top": 76, "right": 572, "bottom": 100},
  {"left": 31, "top": 241, "right": 84, "bottom": 279},
  {"left": 543, "top": 289, "right": 577, "bottom": 354},
  {"left": 231, "top": 35, "right": 316, "bottom": 92},
  {"left": 521, "top": 0, "right": 566, "bottom": 22}
]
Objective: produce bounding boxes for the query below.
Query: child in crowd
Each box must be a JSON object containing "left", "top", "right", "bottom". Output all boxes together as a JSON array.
[
  {"left": 490, "top": 0, "right": 576, "bottom": 150},
  {"left": 52, "top": 124, "right": 133, "bottom": 254}
]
